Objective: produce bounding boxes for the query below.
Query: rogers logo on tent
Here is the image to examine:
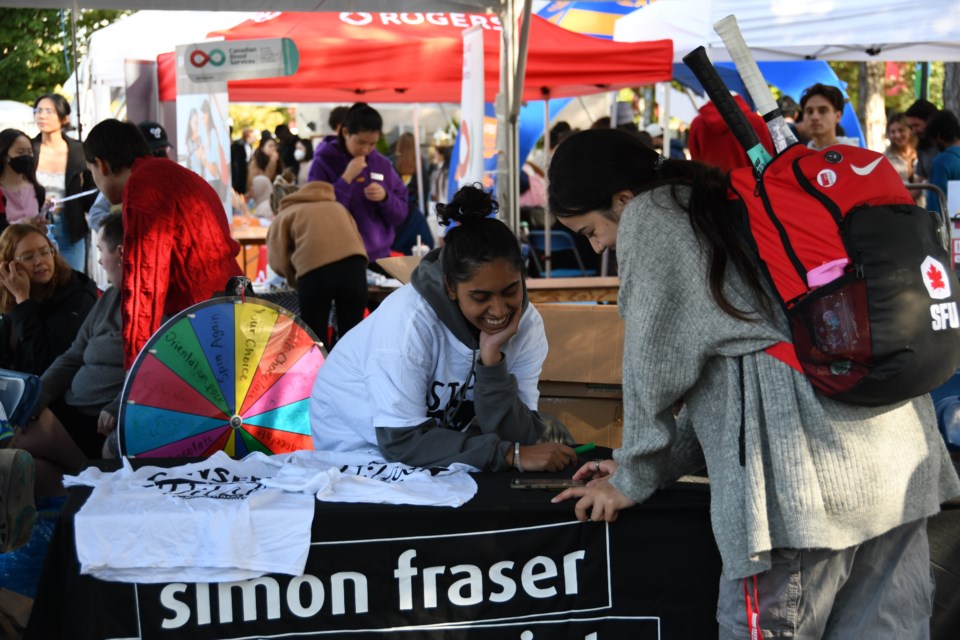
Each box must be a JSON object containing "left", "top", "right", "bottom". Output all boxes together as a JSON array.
[
  {"left": 922, "top": 256, "right": 952, "bottom": 299},
  {"left": 340, "top": 12, "right": 374, "bottom": 26}
]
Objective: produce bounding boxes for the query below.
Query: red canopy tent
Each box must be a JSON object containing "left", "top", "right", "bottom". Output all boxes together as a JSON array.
[{"left": 157, "top": 11, "right": 671, "bottom": 103}]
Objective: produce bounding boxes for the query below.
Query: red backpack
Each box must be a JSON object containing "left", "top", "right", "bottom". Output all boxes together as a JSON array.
[{"left": 728, "top": 143, "right": 960, "bottom": 405}]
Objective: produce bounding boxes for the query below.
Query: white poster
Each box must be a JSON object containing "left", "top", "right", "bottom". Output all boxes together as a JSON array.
[
  {"left": 948, "top": 180, "right": 960, "bottom": 223},
  {"left": 175, "top": 44, "right": 232, "bottom": 220},
  {"left": 453, "top": 25, "right": 485, "bottom": 191}
]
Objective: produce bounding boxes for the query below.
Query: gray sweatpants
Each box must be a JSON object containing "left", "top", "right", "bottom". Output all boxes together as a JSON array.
[{"left": 717, "top": 518, "right": 933, "bottom": 639}]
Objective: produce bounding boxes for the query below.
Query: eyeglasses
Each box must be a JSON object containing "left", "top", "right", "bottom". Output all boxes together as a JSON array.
[
  {"left": 14, "top": 247, "right": 55, "bottom": 263},
  {"left": 33, "top": 107, "right": 56, "bottom": 116}
]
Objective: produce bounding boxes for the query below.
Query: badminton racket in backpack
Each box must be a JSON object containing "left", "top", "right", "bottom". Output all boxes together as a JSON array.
[
  {"left": 713, "top": 14, "right": 798, "bottom": 153},
  {"left": 682, "top": 46, "right": 773, "bottom": 175}
]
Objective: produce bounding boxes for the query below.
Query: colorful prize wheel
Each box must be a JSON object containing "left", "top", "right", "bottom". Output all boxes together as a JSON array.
[{"left": 119, "top": 296, "right": 325, "bottom": 458}]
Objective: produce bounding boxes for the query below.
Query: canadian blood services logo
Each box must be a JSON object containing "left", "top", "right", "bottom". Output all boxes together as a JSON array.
[
  {"left": 340, "top": 12, "right": 374, "bottom": 26},
  {"left": 189, "top": 48, "right": 226, "bottom": 68}
]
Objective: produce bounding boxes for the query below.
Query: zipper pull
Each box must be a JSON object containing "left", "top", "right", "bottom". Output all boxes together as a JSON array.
[{"left": 855, "top": 263, "right": 864, "bottom": 279}]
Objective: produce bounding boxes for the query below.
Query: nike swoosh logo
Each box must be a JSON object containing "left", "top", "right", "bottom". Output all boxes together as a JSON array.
[{"left": 850, "top": 157, "right": 883, "bottom": 176}]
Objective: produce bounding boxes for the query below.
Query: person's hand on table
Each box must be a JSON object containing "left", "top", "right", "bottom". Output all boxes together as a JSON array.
[
  {"left": 509, "top": 442, "right": 576, "bottom": 472},
  {"left": 572, "top": 458, "right": 618, "bottom": 484},
  {"left": 552, "top": 460, "right": 636, "bottom": 522}
]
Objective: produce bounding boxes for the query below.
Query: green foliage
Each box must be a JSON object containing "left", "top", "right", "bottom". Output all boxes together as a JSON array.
[
  {"left": 830, "top": 60, "right": 944, "bottom": 115},
  {"left": 0, "top": 8, "right": 128, "bottom": 104},
  {"left": 228, "top": 104, "right": 290, "bottom": 140}
]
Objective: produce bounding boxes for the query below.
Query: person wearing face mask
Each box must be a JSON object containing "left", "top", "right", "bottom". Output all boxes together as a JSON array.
[
  {"left": 306, "top": 102, "right": 408, "bottom": 262},
  {"left": 309, "top": 184, "right": 576, "bottom": 472},
  {"left": 293, "top": 138, "right": 312, "bottom": 185},
  {"left": 0, "top": 129, "right": 46, "bottom": 230}
]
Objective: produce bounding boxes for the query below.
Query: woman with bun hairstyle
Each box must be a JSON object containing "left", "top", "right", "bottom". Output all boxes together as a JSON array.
[
  {"left": 306, "top": 102, "right": 408, "bottom": 262},
  {"left": 310, "top": 184, "right": 575, "bottom": 472},
  {"left": 0, "top": 128, "right": 45, "bottom": 229}
]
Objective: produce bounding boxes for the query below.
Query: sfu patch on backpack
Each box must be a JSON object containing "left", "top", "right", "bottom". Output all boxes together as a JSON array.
[{"left": 729, "top": 143, "right": 960, "bottom": 406}]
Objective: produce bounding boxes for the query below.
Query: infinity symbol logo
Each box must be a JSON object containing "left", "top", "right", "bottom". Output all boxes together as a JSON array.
[{"left": 190, "top": 48, "right": 227, "bottom": 68}]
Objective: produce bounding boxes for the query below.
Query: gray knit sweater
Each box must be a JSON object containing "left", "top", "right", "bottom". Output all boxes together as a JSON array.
[
  {"left": 611, "top": 187, "right": 960, "bottom": 580},
  {"left": 39, "top": 286, "right": 124, "bottom": 418}
]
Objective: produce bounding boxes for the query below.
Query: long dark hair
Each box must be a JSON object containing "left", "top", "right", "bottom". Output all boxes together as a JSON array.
[
  {"left": 548, "top": 128, "right": 768, "bottom": 320},
  {"left": 337, "top": 102, "right": 383, "bottom": 149},
  {"left": 252, "top": 137, "right": 284, "bottom": 173},
  {"left": 0, "top": 128, "right": 44, "bottom": 206},
  {"left": 33, "top": 93, "right": 71, "bottom": 129},
  {"left": 0, "top": 224, "right": 72, "bottom": 312},
  {"left": 437, "top": 184, "right": 524, "bottom": 286}
]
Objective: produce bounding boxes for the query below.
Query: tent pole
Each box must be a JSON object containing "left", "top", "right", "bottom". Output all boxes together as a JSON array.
[
  {"left": 660, "top": 82, "right": 671, "bottom": 157},
  {"left": 71, "top": 1, "right": 83, "bottom": 139},
  {"left": 497, "top": 0, "right": 532, "bottom": 237},
  {"left": 542, "top": 94, "right": 552, "bottom": 277},
  {"left": 495, "top": 3, "right": 513, "bottom": 233},
  {"left": 412, "top": 104, "right": 426, "bottom": 223}
]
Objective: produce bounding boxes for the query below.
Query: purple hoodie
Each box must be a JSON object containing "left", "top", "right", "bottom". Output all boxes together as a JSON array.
[{"left": 306, "top": 135, "right": 409, "bottom": 260}]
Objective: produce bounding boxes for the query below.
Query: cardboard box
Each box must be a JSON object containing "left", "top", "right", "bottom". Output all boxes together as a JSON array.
[
  {"left": 538, "top": 396, "right": 623, "bottom": 450},
  {"left": 536, "top": 304, "right": 625, "bottom": 446}
]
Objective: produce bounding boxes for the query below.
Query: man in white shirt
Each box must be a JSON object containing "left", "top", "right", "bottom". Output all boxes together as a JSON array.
[{"left": 799, "top": 83, "right": 859, "bottom": 150}]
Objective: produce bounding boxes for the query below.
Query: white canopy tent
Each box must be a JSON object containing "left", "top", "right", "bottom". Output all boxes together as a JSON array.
[
  {"left": 614, "top": 0, "right": 960, "bottom": 62},
  {"left": 63, "top": 10, "right": 251, "bottom": 131},
  {"left": 0, "top": 100, "right": 39, "bottom": 136}
]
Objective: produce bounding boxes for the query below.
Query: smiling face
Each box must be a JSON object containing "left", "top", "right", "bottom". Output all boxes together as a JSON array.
[
  {"left": 554, "top": 190, "right": 630, "bottom": 253},
  {"left": 887, "top": 120, "right": 913, "bottom": 150},
  {"left": 448, "top": 258, "right": 523, "bottom": 335},
  {"left": 344, "top": 130, "right": 380, "bottom": 158},
  {"left": 13, "top": 231, "right": 56, "bottom": 286}
]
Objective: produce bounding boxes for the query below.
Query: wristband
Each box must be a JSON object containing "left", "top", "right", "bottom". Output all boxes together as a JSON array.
[{"left": 514, "top": 441, "right": 523, "bottom": 472}]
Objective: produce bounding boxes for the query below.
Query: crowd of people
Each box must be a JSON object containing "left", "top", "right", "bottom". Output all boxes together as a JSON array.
[{"left": 0, "top": 86, "right": 959, "bottom": 639}]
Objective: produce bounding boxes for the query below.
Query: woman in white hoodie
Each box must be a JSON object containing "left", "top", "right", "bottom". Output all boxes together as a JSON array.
[{"left": 309, "top": 185, "right": 575, "bottom": 472}]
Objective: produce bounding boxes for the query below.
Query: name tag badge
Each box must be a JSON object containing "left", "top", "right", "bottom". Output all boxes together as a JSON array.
[{"left": 370, "top": 172, "right": 385, "bottom": 181}]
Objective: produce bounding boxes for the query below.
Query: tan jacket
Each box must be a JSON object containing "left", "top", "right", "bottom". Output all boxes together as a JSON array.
[{"left": 266, "top": 181, "right": 367, "bottom": 287}]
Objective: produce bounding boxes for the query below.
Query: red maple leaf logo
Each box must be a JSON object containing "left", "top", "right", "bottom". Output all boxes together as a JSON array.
[{"left": 928, "top": 263, "right": 946, "bottom": 290}]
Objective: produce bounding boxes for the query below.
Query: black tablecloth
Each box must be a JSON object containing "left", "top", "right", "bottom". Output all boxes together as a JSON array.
[
  {"left": 25, "top": 453, "right": 722, "bottom": 640},
  {"left": 24, "top": 455, "right": 960, "bottom": 640}
]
